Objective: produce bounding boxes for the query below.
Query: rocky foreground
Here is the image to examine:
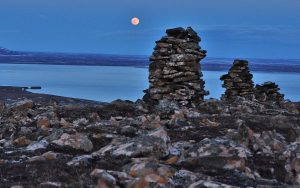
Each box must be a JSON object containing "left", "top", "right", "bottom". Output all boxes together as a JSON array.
[{"left": 0, "top": 87, "right": 300, "bottom": 187}]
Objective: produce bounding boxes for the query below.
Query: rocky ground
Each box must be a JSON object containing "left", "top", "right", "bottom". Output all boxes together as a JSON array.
[{"left": 1, "top": 87, "right": 300, "bottom": 188}]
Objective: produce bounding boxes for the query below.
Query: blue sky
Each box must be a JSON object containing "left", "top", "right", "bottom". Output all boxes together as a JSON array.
[{"left": 0, "top": 0, "right": 300, "bottom": 59}]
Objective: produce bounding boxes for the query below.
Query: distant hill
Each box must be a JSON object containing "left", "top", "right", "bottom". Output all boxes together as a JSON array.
[
  {"left": 0, "top": 47, "right": 149, "bottom": 67},
  {"left": 0, "top": 47, "right": 300, "bottom": 73},
  {"left": 0, "top": 47, "right": 26, "bottom": 56}
]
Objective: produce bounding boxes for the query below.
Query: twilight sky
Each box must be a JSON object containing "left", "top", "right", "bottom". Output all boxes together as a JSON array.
[{"left": 0, "top": 0, "right": 300, "bottom": 59}]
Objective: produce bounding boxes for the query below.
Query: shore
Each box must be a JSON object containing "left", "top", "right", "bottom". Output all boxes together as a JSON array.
[
  {"left": 0, "top": 86, "right": 104, "bottom": 106},
  {"left": 1, "top": 55, "right": 300, "bottom": 73}
]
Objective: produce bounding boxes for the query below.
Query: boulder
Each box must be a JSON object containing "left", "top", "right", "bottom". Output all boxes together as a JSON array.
[
  {"left": 51, "top": 133, "right": 93, "bottom": 152},
  {"left": 93, "top": 128, "right": 169, "bottom": 158},
  {"left": 181, "top": 137, "right": 252, "bottom": 171},
  {"left": 13, "top": 136, "right": 31, "bottom": 147},
  {"left": 123, "top": 158, "right": 175, "bottom": 187},
  {"left": 36, "top": 117, "right": 50, "bottom": 129},
  {"left": 11, "top": 99, "right": 34, "bottom": 110}
]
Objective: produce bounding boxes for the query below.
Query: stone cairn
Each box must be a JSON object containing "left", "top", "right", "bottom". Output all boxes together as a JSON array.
[
  {"left": 220, "top": 60, "right": 255, "bottom": 100},
  {"left": 143, "top": 27, "right": 208, "bottom": 106},
  {"left": 255, "top": 81, "right": 284, "bottom": 102}
]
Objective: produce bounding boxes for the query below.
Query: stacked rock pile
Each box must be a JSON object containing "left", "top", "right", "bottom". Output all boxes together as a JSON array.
[
  {"left": 255, "top": 81, "right": 284, "bottom": 102},
  {"left": 220, "top": 60, "right": 255, "bottom": 100},
  {"left": 144, "top": 27, "right": 208, "bottom": 106}
]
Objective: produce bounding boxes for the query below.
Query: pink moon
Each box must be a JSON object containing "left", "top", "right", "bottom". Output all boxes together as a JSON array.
[{"left": 131, "top": 17, "right": 140, "bottom": 26}]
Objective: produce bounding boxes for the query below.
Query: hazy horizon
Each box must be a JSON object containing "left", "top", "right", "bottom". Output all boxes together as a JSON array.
[
  {"left": 1, "top": 0, "right": 300, "bottom": 59},
  {"left": 3, "top": 47, "right": 300, "bottom": 61}
]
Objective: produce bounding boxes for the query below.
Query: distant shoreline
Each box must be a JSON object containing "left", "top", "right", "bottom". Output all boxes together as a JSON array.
[
  {"left": 1, "top": 60, "right": 300, "bottom": 73},
  {"left": 1, "top": 49, "right": 300, "bottom": 73},
  {"left": 0, "top": 86, "right": 104, "bottom": 105}
]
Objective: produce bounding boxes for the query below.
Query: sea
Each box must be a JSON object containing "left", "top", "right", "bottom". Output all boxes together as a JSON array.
[{"left": 0, "top": 63, "right": 299, "bottom": 102}]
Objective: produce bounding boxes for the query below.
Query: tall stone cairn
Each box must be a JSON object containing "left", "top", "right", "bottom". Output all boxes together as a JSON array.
[
  {"left": 220, "top": 60, "right": 255, "bottom": 100},
  {"left": 255, "top": 81, "right": 284, "bottom": 102},
  {"left": 143, "top": 27, "right": 208, "bottom": 106}
]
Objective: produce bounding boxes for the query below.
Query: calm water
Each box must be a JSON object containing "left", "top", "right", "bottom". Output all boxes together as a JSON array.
[{"left": 0, "top": 64, "right": 299, "bottom": 102}]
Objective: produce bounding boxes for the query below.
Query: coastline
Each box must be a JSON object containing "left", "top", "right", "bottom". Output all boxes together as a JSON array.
[
  {"left": 1, "top": 56, "right": 300, "bottom": 73},
  {"left": 0, "top": 86, "right": 104, "bottom": 106}
]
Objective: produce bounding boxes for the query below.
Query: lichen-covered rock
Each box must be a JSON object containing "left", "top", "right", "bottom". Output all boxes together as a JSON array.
[
  {"left": 90, "top": 169, "right": 118, "bottom": 188},
  {"left": 29, "top": 151, "right": 71, "bottom": 162},
  {"left": 280, "top": 142, "right": 300, "bottom": 184},
  {"left": 123, "top": 158, "right": 175, "bottom": 187},
  {"left": 181, "top": 137, "right": 252, "bottom": 171},
  {"left": 188, "top": 180, "right": 239, "bottom": 188},
  {"left": 13, "top": 136, "right": 31, "bottom": 147},
  {"left": 251, "top": 131, "right": 286, "bottom": 154},
  {"left": 11, "top": 99, "right": 34, "bottom": 110},
  {"left": 0, "top": 101, "right": 5, "bottom": 113},
  {"left": 51, "top": 133, "right": 93, "bottom": 152},
  {"left": 36, "top": 117, "right": 50, "bottom": 129},
  {"left": 93, "top": 128, "right": 169, "bottom": 158},
  {"left": 228, "top": 124, "right": 287, "bottom": 155}
]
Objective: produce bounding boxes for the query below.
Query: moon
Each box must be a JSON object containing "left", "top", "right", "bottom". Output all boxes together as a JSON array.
[{"left": 131, "top": 17, "right": 140, "bottom": 26}]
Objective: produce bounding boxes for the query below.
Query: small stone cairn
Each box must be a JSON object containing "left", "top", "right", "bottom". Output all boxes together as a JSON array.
[
  {"left": 143, "top": 27, "right": 208, "bottom": 106},
  {"left": 255, "top": 81, "right": 284, "bottom": 102},
  {"left": 220, "top": 60, "right": 255, "bottom": 100}
]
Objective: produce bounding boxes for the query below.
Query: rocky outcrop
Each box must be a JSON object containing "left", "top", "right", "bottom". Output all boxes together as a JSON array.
[
  {"left": 92, "top": 128, "right": 169, "bottom": 158},
  {"left": 220, "top": 60, "right": 255, "bottom": 100},
  {"left": 255, "top": 81, "right": 284, "bottom": 102},
  {"left": 181, "top": 137, "right": 251, "bottom": 171},
  {"left": 144, "top": 27, "right": 208, "bottom": 106},
  {"left": 0, "top": 94, "right": 299, "bottom": 187}
]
